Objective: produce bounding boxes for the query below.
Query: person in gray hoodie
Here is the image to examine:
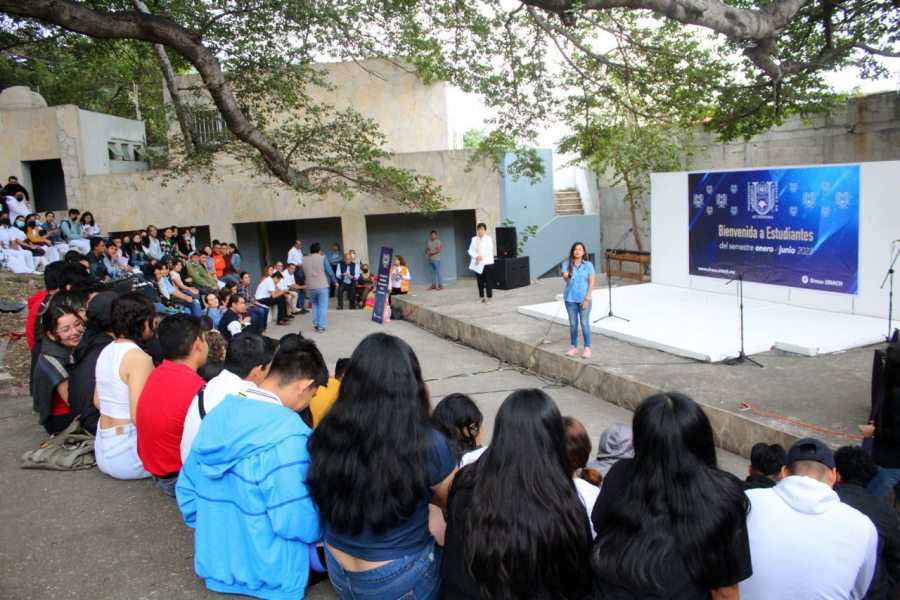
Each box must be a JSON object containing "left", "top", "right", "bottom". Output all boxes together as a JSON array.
[{"left": 588, "top": 423, "right": 634, "bottom": 479}]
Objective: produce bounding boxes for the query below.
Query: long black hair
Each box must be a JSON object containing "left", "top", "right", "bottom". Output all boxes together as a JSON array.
[
  {"left": 566, "top": 241, "right": 587, "bottom": 277},
  {"left": 431, "top": 393, "right": 482, "bottom": 464},
  {"left": 453, "top": 389, "right": 590, "bottom": 599},
  {"left": 308, "top": 332, "right": 431, "bottom": 535},
  {"left": 591, "top": 392, "right": 749, "bottom": 592}
]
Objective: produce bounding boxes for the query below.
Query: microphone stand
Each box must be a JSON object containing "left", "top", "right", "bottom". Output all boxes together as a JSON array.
[
  {"left": 724, "top": 270, "right": 763, "bottom": 367},
  {"left": 881, "top": 241, "right": 900, "bottom": 342},
  {"left": 594, "top": 227, "right": 632, "bottom": 324}
]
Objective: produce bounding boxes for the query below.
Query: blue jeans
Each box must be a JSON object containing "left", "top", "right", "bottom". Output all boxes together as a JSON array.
[
  {"left": 325, "top": 541, "right": 440, "bottom": 600},
  {"left": 429, "top": 260, "right": 442, "bottom": 286},
  {"left": 565, "top": 300, "right": 592, "bottom": 348},
  {"left": 310, "top": 287, "right": 329, "bottom": 329},
  {"left": 248, "top": 305, "right": 268, "bottom": 330},
  {"left": 297, "top": 289, "right": 306, "bottom": 310},
  {"left": 867, "top": 466, "right": 900, "bottom": 499}
]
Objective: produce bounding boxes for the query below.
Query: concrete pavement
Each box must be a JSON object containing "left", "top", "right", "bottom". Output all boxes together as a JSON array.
[{"left": 0, "top": 284, "right": 745, "bottom": 599}]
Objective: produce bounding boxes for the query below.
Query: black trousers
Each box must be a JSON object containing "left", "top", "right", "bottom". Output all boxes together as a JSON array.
[
  {"left": 337, "top": 281, "right": 357, "bottom": 309},
  {"left": 257, "top": 295, "right": 288, "bottom": 321},
  {"left": 476, "top": 264, "right": 493, "bottom": 298}
]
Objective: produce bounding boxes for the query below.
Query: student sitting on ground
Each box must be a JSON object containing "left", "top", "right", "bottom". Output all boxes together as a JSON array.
[
  {"left": 136, "top": 314, "right": 208, "bottom": 496},
  {"left": 198, "top": 328, "right": 227, "bottom": 383},
  {"left": 834, "top": 445, "right": 900, "bottom": 600},
  {"left": 431, "top": 393, "right": 483, "bottom": 466},
  {"left": 564, "top": 416, "right": 602, "bottom": 537},
  {"left": 186, "top": 252, "right": 218, "bottom": 296},
  {"left": 204, "top": 293, "right": 224, "bottom": 328},
  {"left": 744, "top": 441, "right": 787, "bottom": 489},
  {"left": 94, "top": 292, "right": 156, "bottom": 480},
  {"left": 740, "top": 438, "right": 878, "bottom": 600},
  {"left": 32, "top": 303, "right": 84, "bottom": 434},
  {"left": 217, "top": 295, "right": 261, "bottom": 342},
  {"left": 180, "top": 332, "right": 278, "bottom": 461},
  {"left": 587, "top": 422, "right": 634, "bottom": 479},
  {"left": 177, "top": 336, "right": 328, "bottom": 600},
  {"left": 442, "top": 390, "right": 592, "bottom": 599},
  {"left": 66, "top": 291, "right": 116, "bottom": 436},
  {"left": 308, "top": 333, "right": 455, "bottom": 599},
  {"left": 592, "top": 393, "right": 752, "bottom": 599},
  {"left": 309, "top": 357, "right": 350, "bottom": 428},
  {"left": 156, "top": 263, "right": 202, "bottom": 316}
]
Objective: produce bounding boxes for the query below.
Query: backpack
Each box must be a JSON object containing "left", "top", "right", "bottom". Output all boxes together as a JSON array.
[{"left": 21, "top": 420, "right": 95, "bottom": 471}]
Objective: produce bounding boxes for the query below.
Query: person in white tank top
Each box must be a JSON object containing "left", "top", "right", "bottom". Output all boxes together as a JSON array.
[{"left": 93, "top": 292, "right": 156, "bottom": 480}]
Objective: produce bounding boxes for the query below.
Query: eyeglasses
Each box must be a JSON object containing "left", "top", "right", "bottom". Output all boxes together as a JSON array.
[
  {"left": 56, "top": 320, "right": 85, "bottom": 336},
  {"left": 467, "top": 423, "right": 480, "bottom": 434}
]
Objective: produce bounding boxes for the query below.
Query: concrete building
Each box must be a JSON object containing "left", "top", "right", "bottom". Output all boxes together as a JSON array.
[{"left": 0, "top": 60, "right": 599, "bottom": 281}]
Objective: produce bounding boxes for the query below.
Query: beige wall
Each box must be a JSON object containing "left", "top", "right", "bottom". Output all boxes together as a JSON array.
[
  {"left": 79, "top": 149, "right": 500, "bottom": 249},
  {"left": 172, "top": 59, "right": 450, "bottom": 155},
  {"left": 688, "top": 91, "right": 900, "bottom": 170}
]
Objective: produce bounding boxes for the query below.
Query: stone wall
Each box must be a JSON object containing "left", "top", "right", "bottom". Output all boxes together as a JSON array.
[{"left": 688, "top": 91, "right": 900, "bottom": 170}]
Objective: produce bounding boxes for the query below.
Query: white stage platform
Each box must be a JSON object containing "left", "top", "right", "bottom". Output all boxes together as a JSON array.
[{"left": 518, "top": 283, "right": 886, "bottom": 363}]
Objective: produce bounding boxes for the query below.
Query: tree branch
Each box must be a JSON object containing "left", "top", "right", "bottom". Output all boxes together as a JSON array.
[{"left": 0, "top": 0, "right": 310, "bottom": 189}]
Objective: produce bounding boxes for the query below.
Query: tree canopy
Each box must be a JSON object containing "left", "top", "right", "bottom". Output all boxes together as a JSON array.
[{"left": 0, "top": 0, "right": 896, "bottom": 206}]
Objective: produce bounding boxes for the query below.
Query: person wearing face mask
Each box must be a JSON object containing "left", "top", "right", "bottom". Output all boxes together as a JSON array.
[
  {"left": 0, "top": 213, "right": 37, "bottom": 273},
  {"left": 6, "top": 191, "right": 31, "bottom": 223},
  {"left": 25, "top": 213, "right": 61, "bottom": 265},
  {"left": 357, "top": 262, "right": 374, "bottom": 308},
  {"left": 13, "top": 215, "right": 51, "bottom": 271}
]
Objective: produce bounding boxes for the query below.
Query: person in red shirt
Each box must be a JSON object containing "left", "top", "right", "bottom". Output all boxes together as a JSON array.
[{"left": 136, "top": 313, "right": 208, "bottom": 496}]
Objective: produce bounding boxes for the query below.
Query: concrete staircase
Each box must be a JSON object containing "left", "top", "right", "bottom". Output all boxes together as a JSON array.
[{"left": 554, "top": 188, "right": 584, "bottom": 216}]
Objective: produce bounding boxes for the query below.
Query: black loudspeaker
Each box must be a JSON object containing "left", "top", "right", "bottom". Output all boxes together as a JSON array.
[
  {"left": 496, "top": 226, "right": 517, "bottom": 258},
  {"left": 493, "top": 256, "right": 530, "bottom": 290}
]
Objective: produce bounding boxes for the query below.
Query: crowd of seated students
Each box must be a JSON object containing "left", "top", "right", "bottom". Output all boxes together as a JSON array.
[{"left": 17, "top": 214, "right": 900, "bottom": 600}]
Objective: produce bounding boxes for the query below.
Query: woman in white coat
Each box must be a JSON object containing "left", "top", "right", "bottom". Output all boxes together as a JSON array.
[{"left": 467, "top": 222, "right": 495, "bottom": 304}]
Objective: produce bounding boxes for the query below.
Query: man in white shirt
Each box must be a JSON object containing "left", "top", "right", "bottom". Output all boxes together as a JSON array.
[
  {"left": 285, "top": 263, "right": 308, "bottom": 315},
  {"left": 740, "top": 437, "right": 878, "bottom": 600},
  {"left": 0, "top": 215, "right": 36, "bottom": 273},
  {"left": 6, "top": 192, "right": 31, "bottom": 222},
  {"left": 255, "top": 270, "right": 290, "bottom": 325},
  {"left": 180, "top": 333, "right": 277, "bottom": 462},
  {"left": 273, "top": 261, "right": 298, "bottom": 315},
  {"left": 287, "top": 240, "right": 304, "bottom": 267}
]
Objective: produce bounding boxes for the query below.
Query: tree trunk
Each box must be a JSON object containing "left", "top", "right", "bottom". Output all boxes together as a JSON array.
[
  {"left": 623, "top": 178, "right": 645, "bottom": 252},
  {"left": 0, "top": 0, "right": 307, "bottom": 189},
  {"left": 131, "top": 0, "right": 197, "bottom": 155}
]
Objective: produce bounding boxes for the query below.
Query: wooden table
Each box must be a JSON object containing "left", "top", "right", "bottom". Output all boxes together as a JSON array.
[{"left": 605, "top": 250, "right": 650, "bottom": 282}]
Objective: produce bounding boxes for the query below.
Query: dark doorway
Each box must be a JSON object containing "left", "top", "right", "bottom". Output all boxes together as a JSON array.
[{"left": 27, "top": 160, "right": 67, "bottom": 213}]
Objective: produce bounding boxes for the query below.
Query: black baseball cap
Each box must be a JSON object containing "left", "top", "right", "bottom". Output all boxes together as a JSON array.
[{"left": 786, "top": 438, "right": 835, "bottom": 468}]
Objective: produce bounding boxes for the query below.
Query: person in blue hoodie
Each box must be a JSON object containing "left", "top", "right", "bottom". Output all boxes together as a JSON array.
[{"left": 176, "top": 334, "right": 329, "bottom": 600}]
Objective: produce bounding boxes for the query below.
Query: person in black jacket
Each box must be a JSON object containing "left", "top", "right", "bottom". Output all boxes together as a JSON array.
[
  {"left": 66, "top": 291, "right": 116, "bottom": 435},
  {"left": 835, "top": 445, "right": 900, "bottom": 600},
  {"left": 863, "top": 344, "right": 900, "bottom": 499}
]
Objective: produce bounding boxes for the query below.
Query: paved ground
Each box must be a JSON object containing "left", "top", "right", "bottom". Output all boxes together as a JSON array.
[
  {"left": 398, "top": 276, "right": 881, "bottom": 449},
  {"left": 0, "top": 283, "right": 746, "bottom": 599}
]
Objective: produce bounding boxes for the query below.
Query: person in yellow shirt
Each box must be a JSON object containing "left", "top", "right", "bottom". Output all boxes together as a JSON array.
[{"left": 310, "top": 357, "right": 350, "bottom": 427}]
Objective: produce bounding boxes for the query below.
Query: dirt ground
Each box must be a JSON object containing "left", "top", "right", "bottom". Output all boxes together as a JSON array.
[{"left": 0, "top": 272, "right": 43, "bottom": 393}]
